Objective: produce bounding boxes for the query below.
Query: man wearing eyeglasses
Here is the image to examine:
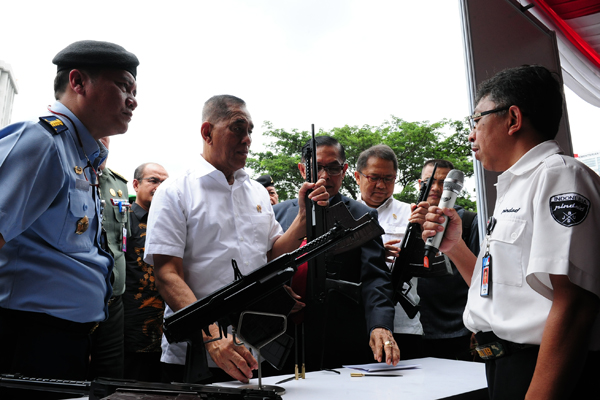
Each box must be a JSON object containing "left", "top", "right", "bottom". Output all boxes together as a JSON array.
[
  {"left": 354, "top": 145, "right": 421, "bottom": 359},
  {"left": 274, "top": 136, "right": 399, "bottom": 370},
  {"left": 0, "top": 41, "right": 138, "bottom": 389},
  {"left": 408, "top": 159, "right": 479, "bottom": 361},
  {"left": 422, "top": 65, "right": 600, "bottom": 399},
  {"left": 123, "top": 162, "right": 168, "bottom": 382}
]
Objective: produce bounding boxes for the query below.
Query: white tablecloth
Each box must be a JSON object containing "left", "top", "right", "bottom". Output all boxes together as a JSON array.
[{"left": 217, "top": 357, "right": 488, "bottom": 400}]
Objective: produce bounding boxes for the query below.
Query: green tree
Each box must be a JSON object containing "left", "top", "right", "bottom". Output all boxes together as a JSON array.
[{"left": 247, "top": 117, "right": 476, "bottom": 211}]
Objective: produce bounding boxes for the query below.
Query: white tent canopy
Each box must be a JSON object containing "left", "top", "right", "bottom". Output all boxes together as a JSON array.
[{"left": 520, "top": 0, "right": 600, "bottom": 107}]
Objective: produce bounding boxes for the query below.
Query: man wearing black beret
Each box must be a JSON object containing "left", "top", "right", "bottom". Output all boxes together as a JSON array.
[
  {"left": 0, "top": 40, "right": 139, "bottom": 389},
  {"left": 256, "top": 174, "right": 279, "bottom": 205}
]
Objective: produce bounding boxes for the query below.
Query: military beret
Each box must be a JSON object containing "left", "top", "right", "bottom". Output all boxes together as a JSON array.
[
  {"left": 256, "top": 174, "right": 275, "bottom": 188},
  {"left": 53, "top": 40, "right": 139, "bottom": 79}
]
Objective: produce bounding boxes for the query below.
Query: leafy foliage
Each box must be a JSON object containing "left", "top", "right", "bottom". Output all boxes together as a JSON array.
[{"left": 247, "top": 118, "right": 476, "bottom": 211}]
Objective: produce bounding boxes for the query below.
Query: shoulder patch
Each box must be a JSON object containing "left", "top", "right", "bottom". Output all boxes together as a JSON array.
[
  {"left": 549, "top": 192, "right": 590, "bottom": 227},
  {"left": 38, "top": 116, "right": 69, "bottom": 135},
  {"left": 111, "top": 169, "right": 128, "bottom": 183}
]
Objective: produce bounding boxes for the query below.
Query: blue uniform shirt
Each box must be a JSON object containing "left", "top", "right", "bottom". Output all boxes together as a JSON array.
[{"left": 0, "top": 101, "right": 113, "bottom": 323}]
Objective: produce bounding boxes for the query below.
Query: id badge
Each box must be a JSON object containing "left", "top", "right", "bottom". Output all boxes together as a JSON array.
[
  {"left": 122, "top": 226, "right": 127, "bottom": 252},
  {"left": 480, "top": 254, "right": 491, "bottom": 297}
]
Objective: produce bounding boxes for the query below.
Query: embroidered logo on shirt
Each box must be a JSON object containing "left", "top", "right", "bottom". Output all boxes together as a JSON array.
[
  {"left": 257, "top": 204, "right": 262, "bottom": 213},
  {"left": 549, "top": 192, "right": 590, "bottom": 227},
  {"left": 501, "top": 207, "right": 520, "bottom": 214}
]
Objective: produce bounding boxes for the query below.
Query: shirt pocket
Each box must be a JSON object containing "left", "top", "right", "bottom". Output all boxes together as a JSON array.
[
  {"left": 110, "top": 205, "right": 125, "bottom": 223},
  {"left": 58, "top": 190, "right": 93, "bottom": 253},
  {"left": 488, "top": 218, "right": 526, "bottom": 287},
  {"left": 250, "top": 213, "right": 273, "bottom": 254},
  {"left": 381, "top": 221, "right": 405, "bottom": 245},
  {"left": 104, "top": 204, "right": 125, "bottom": 231}
]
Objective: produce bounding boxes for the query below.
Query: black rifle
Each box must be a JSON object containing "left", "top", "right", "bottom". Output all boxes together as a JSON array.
[
  {"left": 302, "top": 125, "right": 329, "bottom": 372},
  {"left": 0, "top": 374, "right": 282, "bottom": 400},
  {"left": 301, "top": 127, "right": 376, "bottom": 372},
  {"left": 163, "top": 211, "right": 382, "bottom": 383},
  {"left": 390, "top": 163, "right": 452, "bottom": 319}
]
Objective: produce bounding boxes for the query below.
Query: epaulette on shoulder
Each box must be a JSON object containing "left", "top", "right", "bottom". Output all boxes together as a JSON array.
[
  {"left": 111, "top": 169, "right": 128, "bottom": 183},
  {"left": 543, "top": 153, "right": 566, "bottom": 169},
  {"left": 39, "top": 116, "right": 69, "bottom": 135}
]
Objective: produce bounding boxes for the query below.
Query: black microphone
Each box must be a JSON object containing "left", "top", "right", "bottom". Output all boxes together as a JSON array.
[{"left": 423, "top": 169, "right": 464, "bottom": 266}]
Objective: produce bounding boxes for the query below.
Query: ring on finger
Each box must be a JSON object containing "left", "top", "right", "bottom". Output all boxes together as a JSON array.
[{"left": 384, "top": 340, "right": 393, "bottom": 347}]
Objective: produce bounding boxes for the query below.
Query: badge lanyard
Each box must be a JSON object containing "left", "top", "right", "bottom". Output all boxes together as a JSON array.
[
  {"left": 110, "top": 198, "right": 130, "bottom": 252},
  {"left": 120, "top": 200, "right": 128, "bottom": 253},
  {"left": 481, "top": 216, "right": 496, "bottom": 297}
]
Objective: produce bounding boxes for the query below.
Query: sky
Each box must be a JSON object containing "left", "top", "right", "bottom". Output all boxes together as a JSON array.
[{"left": 2, "top": 0, "right": 600, "bottom": 195}]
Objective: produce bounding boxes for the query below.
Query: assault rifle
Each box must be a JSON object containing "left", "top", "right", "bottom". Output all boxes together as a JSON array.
[
  {"left": 304, "top": 124, "right": 330, "bottom": 309},
  {"left": 163, "top": 209, "right": 383, "bottom": 383},
  {"left": 0, "top": 374, "right": 282, "bottom": 400},
  {"left": 300, "top": 125, "right": 329, "bottom": 373},
  {"left": 390, "top": 163, "right": 452, "bottom": 319},
  {"left": 300, "top": 127, "right": 381, "bottom": 372}
]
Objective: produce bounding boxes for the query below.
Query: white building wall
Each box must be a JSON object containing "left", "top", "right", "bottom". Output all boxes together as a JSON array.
[
  {"left": 0, "top": 61, "right": 19, "bottom": 128},
  {"left": 575, "top": 152, "right": 600, "bottom": 176}
]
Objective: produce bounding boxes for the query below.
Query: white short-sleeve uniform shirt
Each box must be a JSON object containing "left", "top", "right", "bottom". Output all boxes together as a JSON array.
[
  {"left": 144, "top": 155, "right": 283, "bottom": 364},
  {"left": 464, "top": 141, "right": 600, "bottom": 350},
  {"left": 361, "top": 197, "right": 422, "bottom": 335}
]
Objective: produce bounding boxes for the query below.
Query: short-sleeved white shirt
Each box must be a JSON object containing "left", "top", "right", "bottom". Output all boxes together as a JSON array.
[
  {"left": 464, "top": 141, "right": 600, "bottom": 350},
  {"left": 144, "top": 155, "right": 283, "bottom": 364},
  {"left": 361, "top": 197, "right": 422, "bottom": 334}
]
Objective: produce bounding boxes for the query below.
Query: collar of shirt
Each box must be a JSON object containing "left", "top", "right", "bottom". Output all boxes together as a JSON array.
[
  {"left": 197, "top": 155, "right": 249, "bottom": 187},
  {"left": 358, "top": 195, "right": 394, "bottom": 212},
  {"left": 503, "top": 140, "right": 563, "bottom": 178},
  {"left": 51, "top": 101, "right": 103, "bottom": 166},
  {"left": 96, "top": 138, "right": 108, "bottom": 170},
  {"left": 496, "top": 140, "right": 563, "bottom": 199},
  {"left": 329, "top": 192, "right": 342, "bottom": 205},
  {"left": 131, "top": 202, "right": 148, "bottom": 220}
]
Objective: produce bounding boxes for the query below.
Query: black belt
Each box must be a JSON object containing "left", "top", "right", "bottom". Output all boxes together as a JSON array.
[
  {"left": 0, "top": 307, "right": 99, "bottom": 335},
  {"left": 475, "top": 331, "right": 537, "bottom": 360}
]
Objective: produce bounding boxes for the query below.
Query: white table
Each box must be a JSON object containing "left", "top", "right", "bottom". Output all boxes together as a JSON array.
[{"left": 217, "top": 357, "right": 488, "bottom": 400}]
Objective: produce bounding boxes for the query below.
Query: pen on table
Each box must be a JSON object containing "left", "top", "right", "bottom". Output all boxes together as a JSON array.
[
  {"left": 350, "top": 373, "right": 402, "bottom": 377},
  {"left": 275, "top": 376, "right": 296, "bottom": 384}
]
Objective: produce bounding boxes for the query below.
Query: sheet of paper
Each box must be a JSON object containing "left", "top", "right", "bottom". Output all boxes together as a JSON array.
[{"left": 343, "top": 362, "right": 421, "bottom": 373}]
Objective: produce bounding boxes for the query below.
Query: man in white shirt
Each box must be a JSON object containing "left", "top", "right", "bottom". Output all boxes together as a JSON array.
[
  {"left": 353, "top": 145, "right": 420, "bottom": 359},
  {"left": 144, "top": 95, "right": 328, "bottom": 384},
  {"left": 423, "top": 65, "right": 600, "bottom": 399}
]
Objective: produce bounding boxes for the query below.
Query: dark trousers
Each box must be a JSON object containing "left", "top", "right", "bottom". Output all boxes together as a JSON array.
[
  {"left": 393, "top": 333, "right": 423, "bottom": 360},
  {"left": 88, "top": 296, "right": 124, "bottom": 379},
  {"left": 479, "top": 333, "right": 600, "bottom": 399},
  {"left": 0, "top": 307, "right": 92, "bottom": 399}
]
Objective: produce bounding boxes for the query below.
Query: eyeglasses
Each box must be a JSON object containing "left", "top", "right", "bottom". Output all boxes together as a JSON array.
[
  {"left": 358, "top": 171, "right": 396, "bottom": 184},
  {"left": 467, "top": 106, "right": 510, "bottom": 130},
  {"left": 141, "top": 177, "right": 166, "bottom": 185},
  {"left": 317, "top": 163, "right": 345, "bottom": 176}
]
